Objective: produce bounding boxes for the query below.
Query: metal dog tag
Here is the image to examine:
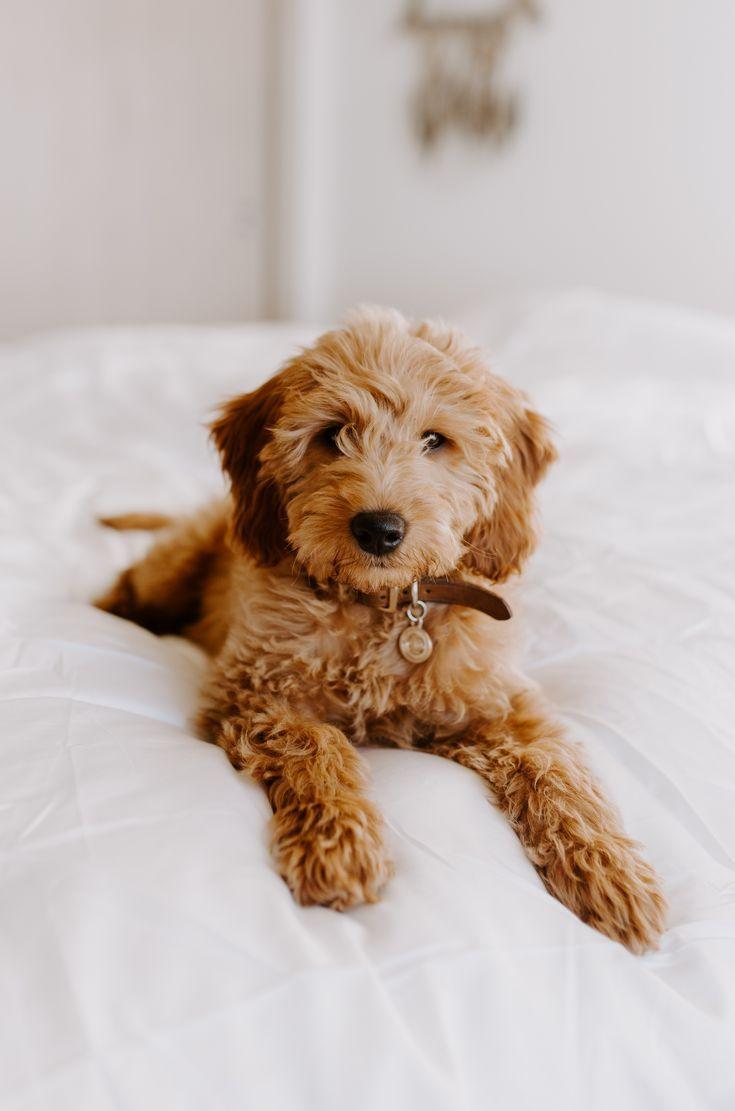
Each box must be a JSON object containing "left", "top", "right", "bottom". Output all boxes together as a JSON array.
[
  {"left": 398, "top": 623, "right": 433, "bottom": 663},
  {"left": 397, "top": 581, "right": 433, "bottom": 663}
]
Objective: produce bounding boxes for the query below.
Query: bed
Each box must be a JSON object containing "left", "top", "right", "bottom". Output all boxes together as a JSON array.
[{"left": 2, "top": 291, "right": 734, "bottom": 1110}]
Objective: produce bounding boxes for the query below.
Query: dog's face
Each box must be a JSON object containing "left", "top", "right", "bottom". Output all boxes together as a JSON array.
[{"left": 211, "top": 309, "right": 556, "bottom": 592}]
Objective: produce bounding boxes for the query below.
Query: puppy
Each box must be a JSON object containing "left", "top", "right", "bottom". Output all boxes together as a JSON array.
[{"left": 96, "top": 308, "right": 666, "bottom": 952}]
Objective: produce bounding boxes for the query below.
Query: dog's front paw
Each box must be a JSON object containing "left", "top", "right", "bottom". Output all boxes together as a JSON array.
[
  {"left": 544, "top": 836, "right": 667, "bottom": 954},
  {"left": 271, "top": 796, "right": 392, "bottom": 911}
]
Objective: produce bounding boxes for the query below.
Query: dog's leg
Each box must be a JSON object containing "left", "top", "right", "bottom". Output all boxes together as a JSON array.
[
  {"left": 95, "top": 502, "right": 228, "bottom": 647},
  {"left": 432, "top": 689, "right": 666, "bottom": 952},
  {"left": 217, "top": 711, "right": 392, "bottom": 909}
]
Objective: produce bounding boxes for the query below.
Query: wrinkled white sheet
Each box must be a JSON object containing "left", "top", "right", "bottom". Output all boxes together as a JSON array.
[{"left": 1, "top": 292, "right": 734, "bottom": 1111}]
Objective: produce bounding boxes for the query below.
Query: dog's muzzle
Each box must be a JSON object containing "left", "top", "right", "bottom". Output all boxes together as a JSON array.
[{"left": 350, "top": 511, "right": 406, "bottom": 556}]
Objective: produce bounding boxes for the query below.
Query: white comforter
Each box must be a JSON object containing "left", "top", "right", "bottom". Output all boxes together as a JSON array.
[{"left": 1, "top": 292, "right": 734, "bottom": 1111}]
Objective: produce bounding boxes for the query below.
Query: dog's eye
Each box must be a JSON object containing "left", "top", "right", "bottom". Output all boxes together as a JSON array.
[
  {"left": 319, "top": 424, "right": 344, "bottom": 451},
  {"left": 421, "top": 430, "right": 446, "bottom": 452}
]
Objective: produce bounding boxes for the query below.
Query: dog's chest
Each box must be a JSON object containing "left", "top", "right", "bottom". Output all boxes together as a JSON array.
[
  {"left": 224, "top": 575, "right": 520, "bottom": 742},
  {"left": 284, "top": 598, "right": 518, "bottom": 739}
]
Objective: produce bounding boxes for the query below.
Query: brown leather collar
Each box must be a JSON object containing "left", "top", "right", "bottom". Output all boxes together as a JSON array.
[{"left": 354, "top": 578, "right": 512, "bottom": 621}]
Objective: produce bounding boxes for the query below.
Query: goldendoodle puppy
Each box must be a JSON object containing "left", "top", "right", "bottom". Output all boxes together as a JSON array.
[{"left": 96, "top": 308, "right": 666, "bottom": 952}]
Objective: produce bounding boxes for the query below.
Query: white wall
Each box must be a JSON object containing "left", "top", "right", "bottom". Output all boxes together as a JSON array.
[
  {"left": 321, "top": 0, "right": 735, "bottom": 320},
  {"left": 3, "top": 1, "right": 734, "bottom": 335},
  {"left": 0, "top": 0, "right": 266, "bottom": 338}
]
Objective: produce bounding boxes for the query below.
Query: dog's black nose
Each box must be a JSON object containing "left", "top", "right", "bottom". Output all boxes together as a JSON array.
[{"left": 350, "top": 511, "right": 406, "bottom": 556}]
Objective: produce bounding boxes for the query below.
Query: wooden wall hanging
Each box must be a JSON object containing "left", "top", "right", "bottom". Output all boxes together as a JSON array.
[{"left": 404, "top": 0, "right": 539, "bottom": 149}]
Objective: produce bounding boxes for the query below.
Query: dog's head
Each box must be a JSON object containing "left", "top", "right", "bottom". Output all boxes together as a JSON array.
[{"left": 211, "top": 308, "right": 556, "bottom": 592}]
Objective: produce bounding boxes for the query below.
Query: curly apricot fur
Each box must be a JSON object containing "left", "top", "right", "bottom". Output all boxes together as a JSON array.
[{"left": 96, "top": 308, "right": 666, "bottom": 950}]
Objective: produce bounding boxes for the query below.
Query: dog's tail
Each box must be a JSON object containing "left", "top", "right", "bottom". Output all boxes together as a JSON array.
[{"left": 98, "top": 512, "right": 173, "bottom": 531}]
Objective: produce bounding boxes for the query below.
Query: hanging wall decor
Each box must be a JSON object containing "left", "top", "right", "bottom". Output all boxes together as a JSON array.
[{"left": 404, "top": 0, "right": 539, "bottom": 150}]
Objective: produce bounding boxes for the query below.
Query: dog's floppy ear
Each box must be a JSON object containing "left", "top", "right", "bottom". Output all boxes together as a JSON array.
[
  {"left": 210, "top": 373, "right": 290, "bottom": 565},
  {"left": 413, "top": 316, "right": 557, "bottom": 583},
  {"left": 465, "top": 403, "right": 557, "bottom": 582}
]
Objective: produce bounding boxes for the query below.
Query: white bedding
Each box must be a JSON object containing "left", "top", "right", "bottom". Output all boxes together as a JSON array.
[{"left": 1, "top": 291, "right": 734, "bottom": 1111}]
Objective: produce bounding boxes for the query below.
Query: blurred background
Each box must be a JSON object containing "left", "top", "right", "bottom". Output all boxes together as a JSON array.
[{"left": 1, "top": 0, "right": 735, "bottom": 340}]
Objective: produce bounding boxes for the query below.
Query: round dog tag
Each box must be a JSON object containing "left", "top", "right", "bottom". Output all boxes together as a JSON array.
[{"left": 398, "top": 624, "right": 433, "bottom": 663}]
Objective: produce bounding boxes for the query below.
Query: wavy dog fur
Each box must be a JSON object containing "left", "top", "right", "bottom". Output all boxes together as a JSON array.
[{"left": 96, "top": 308, "right": 666, "bottom": 951}]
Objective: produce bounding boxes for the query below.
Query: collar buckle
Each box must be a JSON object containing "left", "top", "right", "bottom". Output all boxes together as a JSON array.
[{"left": 384, "top": 586, "right": 400, "bottom": 612}]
